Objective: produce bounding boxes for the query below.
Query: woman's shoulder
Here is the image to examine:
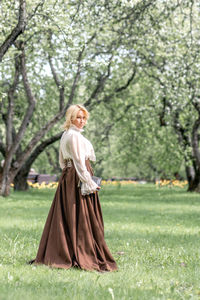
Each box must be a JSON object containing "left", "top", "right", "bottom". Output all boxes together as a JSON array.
[
  {"left": 61, "top": 128, "right": 80, "bottom": 138},
  {"left": 64, "top": 129, "right": 83, "bottom": 145}
]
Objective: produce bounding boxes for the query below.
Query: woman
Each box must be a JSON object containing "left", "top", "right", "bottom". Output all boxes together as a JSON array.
[{"left": 29, "top": 104, "right": 117, "bottom": 272}]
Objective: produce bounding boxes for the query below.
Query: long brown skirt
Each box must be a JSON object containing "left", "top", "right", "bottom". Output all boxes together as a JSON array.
[{"left": 30, "top": 160, "right": 117, "bottom": 272}]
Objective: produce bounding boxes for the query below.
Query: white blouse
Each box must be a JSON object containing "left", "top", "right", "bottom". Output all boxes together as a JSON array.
[{"left": 59, "top": 124, "right": 99, "bottom": 195}]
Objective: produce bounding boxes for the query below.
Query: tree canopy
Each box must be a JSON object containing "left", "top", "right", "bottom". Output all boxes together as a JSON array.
[{"left": 0, "top": 0, "right": 199, "bottom": 195}]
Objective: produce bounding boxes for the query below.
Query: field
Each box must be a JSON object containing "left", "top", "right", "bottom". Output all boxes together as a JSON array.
[{"left": 0, "top": 184, "right": 200, "bottom": 300}]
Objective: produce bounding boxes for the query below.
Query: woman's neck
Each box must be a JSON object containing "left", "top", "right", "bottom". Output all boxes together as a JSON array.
[{"left": 70, "top": 124, "right": 84, "bottom": 132}]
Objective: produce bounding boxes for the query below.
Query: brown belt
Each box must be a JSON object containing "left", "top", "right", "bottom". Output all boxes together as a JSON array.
[{"left": 64, "top": 158, "right": 73, "bottom": 168}]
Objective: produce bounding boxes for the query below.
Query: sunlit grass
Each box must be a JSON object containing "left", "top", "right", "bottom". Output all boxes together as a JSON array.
[{"left": 0, "top": 184, "right": 200, "bottom": 299}]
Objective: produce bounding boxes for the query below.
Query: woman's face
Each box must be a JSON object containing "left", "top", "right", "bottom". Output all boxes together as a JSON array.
[{"left": 72, "top": 110, "right": 86, "bottom": 129}]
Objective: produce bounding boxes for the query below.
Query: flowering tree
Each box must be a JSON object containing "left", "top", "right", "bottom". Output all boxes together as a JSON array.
[
  {"left": 139, "top": 1, "right": 200, "bottom": 191},
  {"left": 0, "top": 0, "right": 158, "bottom": 196}
]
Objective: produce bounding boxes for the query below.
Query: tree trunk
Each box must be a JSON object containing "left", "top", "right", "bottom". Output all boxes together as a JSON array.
[
  {"left": 12, "top": 133, "right": 62, "bottom": 191},
  {"left": 185, "top": 165, "right": 195, "bottom": 191},
  {"left": 0, "top": 171, "right": 12, "bottom": 196},
  {"left": 14, "top": 169, "right": 29, "bottom": 191},
  {"left": 0, "top": 154, "right": 14, "bottom": 196},
  {"left": 186, "top": 165, "right": 200, "bottom": 192}
]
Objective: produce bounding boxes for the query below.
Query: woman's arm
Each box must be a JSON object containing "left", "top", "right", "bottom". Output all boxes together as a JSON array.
[
  {"left": 69, "top": 133, "right": 98, "bottom": 195},
  {"left": 59, "top": 147, "right": 66, "bottom": 170}
]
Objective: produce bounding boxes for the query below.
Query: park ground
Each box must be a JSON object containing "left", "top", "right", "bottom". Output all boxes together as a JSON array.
[{"left": 0, "top": 184, "right": 200, "bottom": 300}]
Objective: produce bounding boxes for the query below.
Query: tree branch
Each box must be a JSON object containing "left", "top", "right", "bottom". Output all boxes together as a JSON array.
[
  {"left": 10, "top": 42, "right": 36, "bottom": 154},
  {"left": 0, "top": 0, "right": 26, "bottom": 62},
  {"left": 158, "top": 96, "right": 172, "bottom": 127},
  {"left": 48, "top": 54, "right": 65, "bottom": 111},
  {"left": 27, "top": 0, "right": 46, "bottom": 20},
  {"left": 45, "top": 145, "right": 60, "bottom": 173},
  {"left": 84, "top": 55, "right": 113, "bottom": 108},
  {"left": 18, "top": 131, "right": 62, "bottom": 175},
  {"left": 9, "top": 33, "right": 92, "bottom": 177},
  {"left": 6, "top": 56, "right": 20, "bottom": 151},
  {"left": 172, "top": 111, "right": 191, "bottom": 161},
  {"left": 115, "top": 68, "right": 137, "bottom": 93},
  {"left": 68, "top": 46, "right": 85, "bottom": 105},
  {"left": 85, "top": 65, "right": 137, "bottom": 109},
  {"left": 47, "top": 33, "right": 65, "bottom": 112}
]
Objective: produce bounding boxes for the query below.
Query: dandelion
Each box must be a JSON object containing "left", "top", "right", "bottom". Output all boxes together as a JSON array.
[{"left": 108, "top": 288, "right": 114, "bottom": 300}]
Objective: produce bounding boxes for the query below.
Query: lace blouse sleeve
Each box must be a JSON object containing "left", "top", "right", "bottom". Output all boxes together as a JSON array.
[
  {"left": 69, "top": 133, "right": 98, "bottom": 195},
  {"left": 59, "top": 147, "right": 66, "bottom": 170}
]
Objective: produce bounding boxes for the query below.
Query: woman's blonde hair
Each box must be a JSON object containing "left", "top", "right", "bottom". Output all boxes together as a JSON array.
[{"left": 62, "top": 104, "right": 89, "bottom": 130}]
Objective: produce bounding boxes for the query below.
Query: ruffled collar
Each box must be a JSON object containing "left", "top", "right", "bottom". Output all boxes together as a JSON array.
[{"left": 69, "top": 124, "right": 84, "bottom": 132}]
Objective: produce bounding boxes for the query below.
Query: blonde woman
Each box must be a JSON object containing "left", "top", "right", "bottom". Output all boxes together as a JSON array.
[{"left": 29, "top": 104, "right": 117, "bottom": 272}]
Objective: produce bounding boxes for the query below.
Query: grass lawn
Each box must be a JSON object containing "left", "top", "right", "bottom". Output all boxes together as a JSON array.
[{"left": 0, "top": 184, "right": 200, "bottom": 300}]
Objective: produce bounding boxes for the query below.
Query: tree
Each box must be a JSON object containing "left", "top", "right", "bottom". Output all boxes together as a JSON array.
[
  {"left": 0, "top": 0, "right": 159, "bottom": 196},
  {"left": 85, "top": 73, "right": 184, "bottom": 181},
  {"left": 137, "top": 1, "right": 200, "bottom": 191}
]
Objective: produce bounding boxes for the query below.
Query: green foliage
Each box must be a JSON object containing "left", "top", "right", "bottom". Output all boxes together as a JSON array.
[
  {"left": 1, "top": 185, "right": 200, "bottom": 299},
  {"left": 136, "top": 1, "right": 200, "bottom": 165},
  {"left": 0, "top": 0, "right": 197, "bottom": 184},
  {"left": 84, "top": 75, "right": 184, "bottom": 180}
]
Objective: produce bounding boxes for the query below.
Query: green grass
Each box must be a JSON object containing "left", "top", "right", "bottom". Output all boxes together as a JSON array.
[{"left": 0, "top": 184, "right": 200, "bottom": 300}]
